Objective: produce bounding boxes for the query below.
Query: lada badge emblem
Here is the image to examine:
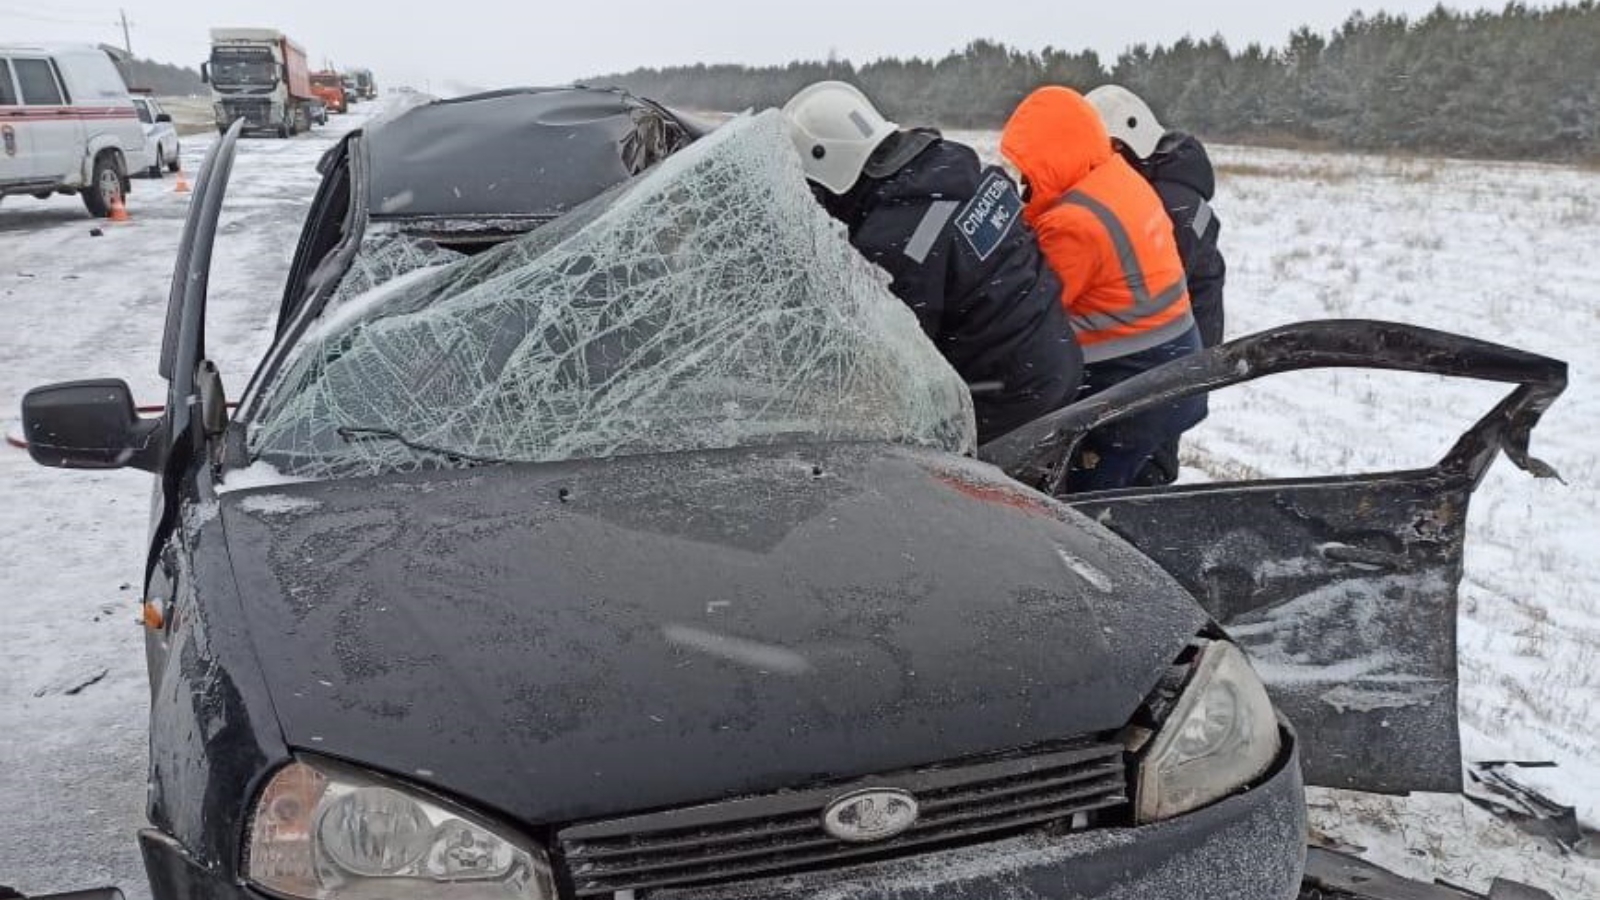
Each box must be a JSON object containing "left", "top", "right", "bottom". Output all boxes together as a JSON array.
[{"left": 821, "top": 789, "right": 919, "bottom": 843}]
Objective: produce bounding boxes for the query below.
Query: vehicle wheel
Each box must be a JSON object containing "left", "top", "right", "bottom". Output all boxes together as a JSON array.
[
  {"left": 149, "top": 148, "right": 165, "bottom": 179},
  {"left": 167, "top": 145, "right": 181, "bottom": 173},
  {"left": 81, "top": 152, "right": 123, "bottom": 218},
  {"left": 278, "top": 122, "right": 291, "bottom": 139}
]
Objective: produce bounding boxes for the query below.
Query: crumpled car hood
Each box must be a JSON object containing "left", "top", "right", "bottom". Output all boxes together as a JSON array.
[{"left": 219, "top": 444, "right": 1205, "bottom": 825}]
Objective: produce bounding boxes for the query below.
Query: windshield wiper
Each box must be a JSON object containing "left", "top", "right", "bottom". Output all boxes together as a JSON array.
[{"left": 336, "top": 425, "right": 505, "bottom": 465}]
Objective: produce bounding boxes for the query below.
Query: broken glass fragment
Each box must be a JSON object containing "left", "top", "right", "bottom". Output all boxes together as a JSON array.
[{"left": 247, "top": 111, "right": 975, "bottom": 478}]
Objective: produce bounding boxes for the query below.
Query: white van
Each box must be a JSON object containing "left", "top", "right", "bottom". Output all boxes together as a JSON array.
[{"left": 0, "top": 43, "right": 148, "bottom": 217}]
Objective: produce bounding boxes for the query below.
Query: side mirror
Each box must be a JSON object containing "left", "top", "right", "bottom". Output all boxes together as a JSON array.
[
  {"left": 199, "top": 62, "right": 210, "bottom": 84},
  {"left": 21, "top": 379, "right": 164, "bottom": 473},
  {"left": 156, "top": 113, "right": 172, "bottom": 123}
]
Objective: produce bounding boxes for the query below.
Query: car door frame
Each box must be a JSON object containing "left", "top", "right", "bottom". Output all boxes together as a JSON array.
[
  {"left": 981, "top": 320, "right": 1566, "bottom": 794},
  {"left": 141, "top": 120, "right": 244, "bottom": 682}
]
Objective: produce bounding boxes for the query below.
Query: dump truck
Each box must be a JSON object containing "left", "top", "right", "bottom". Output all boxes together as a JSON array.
[
  {"left": 202, "top": 28, "right": 314, "bottom": 137},
  {"left": 309, "top": 70, "right": 347, "bottom": 114}
]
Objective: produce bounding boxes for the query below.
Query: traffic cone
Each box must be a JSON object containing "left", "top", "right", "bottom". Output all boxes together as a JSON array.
[
  {"left": 173, "top": 162, "right": 190, "bottom": 194},
  {"left": 108, "top": 193, "right": 130, "bottom": 223}
]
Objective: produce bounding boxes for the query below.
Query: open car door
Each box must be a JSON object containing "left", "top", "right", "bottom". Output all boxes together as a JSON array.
[
  {"left": 146, "top": 120, "right": 241, "bottom": 583},
  {"left": 982, "top": 321, "right": 1566, "bottom": 794}
]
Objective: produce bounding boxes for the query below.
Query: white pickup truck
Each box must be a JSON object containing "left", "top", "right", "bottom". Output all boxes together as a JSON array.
[{"left": 0, "top": 43, "right": 148, "bottom": 217}]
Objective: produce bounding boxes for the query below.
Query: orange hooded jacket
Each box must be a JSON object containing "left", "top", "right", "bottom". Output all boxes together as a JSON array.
[{"left": 1001, "top": 87, "right": 1194, "bottom": 363}]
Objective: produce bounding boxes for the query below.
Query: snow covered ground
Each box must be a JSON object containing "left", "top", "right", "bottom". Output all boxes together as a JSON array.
[
  {"left": 0, "top": 111, "right": 366, "bottom": 896},
  {"left": 1, "top": 111, "right": 1595, "bottom": 897},
  {"left": 1200, "top": 143, "right": 1600, "bottom": 897}
]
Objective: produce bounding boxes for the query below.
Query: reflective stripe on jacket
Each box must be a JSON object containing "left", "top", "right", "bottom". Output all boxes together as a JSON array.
[
  {"left": 1001, "top": 87, "right": 1194, "bottom": 363},
  {"left": 819, "top": 133, "right": 1083, "bottom": 443}
]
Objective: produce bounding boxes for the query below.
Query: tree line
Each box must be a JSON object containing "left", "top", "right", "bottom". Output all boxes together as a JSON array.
[
  {"left": 590, "top": 2, "right": 1600, "bottom": 162},
  {"left": 115, "top": 56, "right": 206, "bottom": 97}
]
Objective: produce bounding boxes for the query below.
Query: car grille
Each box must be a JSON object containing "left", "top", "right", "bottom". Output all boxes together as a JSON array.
[{"left": 557, "top": 740, "right": 1128, "bottom": 896}]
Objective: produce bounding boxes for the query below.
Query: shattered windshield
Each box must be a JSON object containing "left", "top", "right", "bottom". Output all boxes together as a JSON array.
[{"left": 245, "top": 111, "right": 975, "bottom": 479}]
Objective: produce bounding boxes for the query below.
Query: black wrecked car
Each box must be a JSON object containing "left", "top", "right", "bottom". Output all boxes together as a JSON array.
[{"left": 20, "top": 88, "right": 1566, "bottom": 900}]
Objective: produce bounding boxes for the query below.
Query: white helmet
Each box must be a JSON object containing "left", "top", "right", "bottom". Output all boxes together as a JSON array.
[
  {"left": 1086, "top": 85, "right": 1166, "bottom": 159},
  {"left": 781, "top": 81, "right": 898, "bottom": 195}
]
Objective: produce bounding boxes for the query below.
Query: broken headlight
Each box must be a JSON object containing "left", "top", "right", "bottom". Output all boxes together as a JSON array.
[
  {"left": 245, "top": 757, "right": 555, "bottom": 900},
  {"left": 1134, "top": 640, "right": 1281, "bottom": 823}
]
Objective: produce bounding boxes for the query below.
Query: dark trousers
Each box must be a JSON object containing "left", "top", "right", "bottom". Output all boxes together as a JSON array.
[{"left": 1067, "top": 326, "right": 1206, "bottom": 492}]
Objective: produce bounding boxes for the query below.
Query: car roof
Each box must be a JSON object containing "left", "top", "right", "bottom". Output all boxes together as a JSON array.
[
  {"left": 0, "top": 42, "right": 122, "bottom": 56},
  {"left": 359, "top": 86, "right": 710, "bottom": 227}
]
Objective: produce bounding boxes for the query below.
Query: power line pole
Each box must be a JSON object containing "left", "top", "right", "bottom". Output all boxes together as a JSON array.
[{"left": 117, "top": 8, "right": 133, "bottom": 56}]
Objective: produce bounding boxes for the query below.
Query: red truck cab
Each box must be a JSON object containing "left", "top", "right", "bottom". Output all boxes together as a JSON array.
[{"left": 310, "top": 71, "right": 346, "bottom": 115}]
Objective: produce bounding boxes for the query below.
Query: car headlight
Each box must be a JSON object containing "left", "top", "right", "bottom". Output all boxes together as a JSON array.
[
  {"left": 1135, "top": 640, "right": 1281, "bottom": 823},
  {"left": 245, "top": 757, "right": 555, "bottom": 900}
]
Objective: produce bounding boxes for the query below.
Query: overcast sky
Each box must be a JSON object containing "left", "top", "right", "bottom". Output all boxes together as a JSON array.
[{"left": 6, "top": 1, "right": 1517, "bottom": 93}]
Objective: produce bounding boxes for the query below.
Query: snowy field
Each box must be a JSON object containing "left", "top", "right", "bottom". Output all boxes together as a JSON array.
[
  {"left": 1, "top": 109, "right": 1595, "bottom": 897},
  {"left": 953, "top": 130, "right": 1600, "bottom": 895}
]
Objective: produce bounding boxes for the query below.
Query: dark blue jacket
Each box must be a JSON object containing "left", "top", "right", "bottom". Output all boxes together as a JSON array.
[
  {"left": 1132, "top": 132, "right": 1227, "bottom": 348},
  {"left": 821, "top": 131, "right": 1083, "bottom": 443}
]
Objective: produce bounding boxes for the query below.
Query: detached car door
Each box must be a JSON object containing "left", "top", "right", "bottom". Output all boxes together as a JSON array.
[{"left": 982, "top": 321, "right": 1566, "bottom": 794}]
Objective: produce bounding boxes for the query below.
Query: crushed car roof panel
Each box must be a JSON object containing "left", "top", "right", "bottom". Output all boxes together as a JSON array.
[{"left": 360, "top": 87, "right": 698, "bottom": 223}]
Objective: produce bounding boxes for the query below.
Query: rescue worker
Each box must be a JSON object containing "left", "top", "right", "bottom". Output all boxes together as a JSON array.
[
  {"left": 1087, "top": 85, "right": 1227, "bottom": 485},
  {"left": 1000, "top": 85, "right": 1206, "bottom": 492},
  {"left": 1087, "top": 85, "right": 1226, "bottom": 348},
  {"left": 781, "top": 81, "right": 1082, "bottom": 444}
]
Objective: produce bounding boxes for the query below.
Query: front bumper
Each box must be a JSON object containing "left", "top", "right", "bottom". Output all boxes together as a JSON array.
[
  {"left": 138, "top": 734, "right": 1304, "bottom": 900},
  {"left": 140, "top": 829, "right": 243, "bottom": 900},
  {"left": 214, "top": 100, "right": 278, "bottom": 130},
  {"left": 659, "top": 730, "right": 1306, "bottom": 900}
]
